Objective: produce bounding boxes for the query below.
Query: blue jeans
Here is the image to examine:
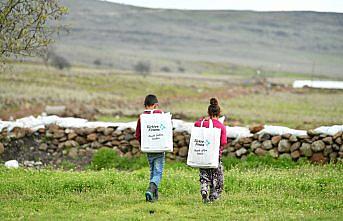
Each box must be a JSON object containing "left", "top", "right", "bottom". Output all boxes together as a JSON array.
[{"left": 147, "top": 153, "right": 165, "bottom": 187}]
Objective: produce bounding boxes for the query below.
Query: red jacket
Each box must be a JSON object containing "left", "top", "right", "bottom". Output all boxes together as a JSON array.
[
  {"left": 194, "top": 118, "right": 227, "bottom": 157},
  {"left": 135, "top": 109, "right": 163, "bottom": 143}
]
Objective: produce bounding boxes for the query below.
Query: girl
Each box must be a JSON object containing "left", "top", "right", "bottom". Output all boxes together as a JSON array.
[
  {"left": 194, "top": 98, "right": 227, "bottom": 203},
  {"left": 135, "top": 94, "right": 165, "bottom": 202}
]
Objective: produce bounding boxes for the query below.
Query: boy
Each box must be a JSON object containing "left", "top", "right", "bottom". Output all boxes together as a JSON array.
[{"left": 135, "top": 94, "right": 165, "bottom": 202}]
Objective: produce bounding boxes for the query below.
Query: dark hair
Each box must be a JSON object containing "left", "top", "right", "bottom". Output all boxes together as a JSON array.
[
  {"left": 144, "top": 94, "right": 158, "bottom": 107},
  {"left": 208, "top": 97, "right": 220, "bottom": 117}
]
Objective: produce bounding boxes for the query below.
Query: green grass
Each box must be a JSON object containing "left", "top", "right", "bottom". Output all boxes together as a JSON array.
[{"left": 0, "top": 159, "right": 342, "bottom": 220}]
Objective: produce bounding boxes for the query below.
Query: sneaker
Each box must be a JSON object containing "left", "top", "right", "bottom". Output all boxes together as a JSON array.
[
  {"left": 146, "top": 182, "right": 157, "bottom": 202},
  {"left": 145, "top": 191, "right": 154, "bottom": 202}
]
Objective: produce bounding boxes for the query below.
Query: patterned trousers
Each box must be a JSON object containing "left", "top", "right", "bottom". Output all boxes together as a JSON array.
[{"left": 199, "top": 161, "right": 224, "bottom": 200}]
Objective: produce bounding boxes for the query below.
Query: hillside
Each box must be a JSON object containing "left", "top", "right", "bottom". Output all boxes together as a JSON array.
[{"left": 52, "top": 0, "right": 343, "bottom": 76}]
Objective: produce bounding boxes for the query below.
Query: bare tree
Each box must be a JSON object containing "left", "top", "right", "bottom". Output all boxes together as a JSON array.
[{"left": 0, "top": 0, "right": 68, "bottom": 59}]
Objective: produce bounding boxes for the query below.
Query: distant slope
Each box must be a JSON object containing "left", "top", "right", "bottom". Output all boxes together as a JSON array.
[{"left": 53, "top": 0, "right": 343, "bottom": 76}]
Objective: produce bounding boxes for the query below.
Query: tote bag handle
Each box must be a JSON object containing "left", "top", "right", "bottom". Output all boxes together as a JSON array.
[{"left": 200, "top": 119, "right": 214, "bottom": 128}]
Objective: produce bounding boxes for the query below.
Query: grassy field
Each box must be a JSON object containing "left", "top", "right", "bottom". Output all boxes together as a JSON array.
[
  {"left": 0, "top": 158, "right": 342, "bottom": 220},
  {"left": 1, "top": 63, "right": 342, "bottom": 129}
]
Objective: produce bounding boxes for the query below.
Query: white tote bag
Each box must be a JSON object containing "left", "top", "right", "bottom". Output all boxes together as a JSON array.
[
  {"left": 140, "top": 110, "right": 173, "bottom": 153},
  {"left": 187, "top": 119, "right": 221, "bottom": 168}
]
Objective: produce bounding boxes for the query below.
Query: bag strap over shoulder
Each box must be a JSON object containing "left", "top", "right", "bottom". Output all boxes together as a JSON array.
[
  {"left": 200, "top": 119, "right": 214, "bottom": 128},
  {"left": 143, "top": 109, "right": 164, "bottom": 114}
]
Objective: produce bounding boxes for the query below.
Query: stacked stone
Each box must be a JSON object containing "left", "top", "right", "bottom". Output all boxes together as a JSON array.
[
  {"left": 0, "top": 125, "right": 343, "bottom": 167},
  {"left": 222, "top": 131, "right": 343, "bottom": 164}
]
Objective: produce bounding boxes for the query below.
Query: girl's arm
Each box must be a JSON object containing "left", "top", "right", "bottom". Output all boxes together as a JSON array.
[{"left": 220, "top": 125, "right": 227, "bottom": 146}]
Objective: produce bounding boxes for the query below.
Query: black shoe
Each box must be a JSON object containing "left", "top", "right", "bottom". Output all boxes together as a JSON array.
[
  {"left": 146, "top": 182, "right": 157, "bottom": 202},
  {"left": 145, "top": 191, "right": 153, "bottom": 202},
  {"left": 201, "top": 192, "right": 208, "bottom": 204}
]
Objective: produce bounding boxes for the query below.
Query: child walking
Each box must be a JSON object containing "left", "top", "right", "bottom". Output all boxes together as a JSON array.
[
  {"left": 135, "top": 94, "right": 165, "bottom": 202},
  {"left": 194, "top": 98, "right": 227, "bottom": 203}
]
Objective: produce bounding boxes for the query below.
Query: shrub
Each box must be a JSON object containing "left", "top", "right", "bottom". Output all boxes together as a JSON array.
[
  {"left": 161, "top": 66, "right": 171, "bottom": 72},
  {"left": 50, "top": 54, "right": 71, "bottom": 70},
  {"left": 89, "top": 147, "right": 146, "bottom": 170},
  {"left": 133, "top": 61, "right": 151, "bottom": 77}
]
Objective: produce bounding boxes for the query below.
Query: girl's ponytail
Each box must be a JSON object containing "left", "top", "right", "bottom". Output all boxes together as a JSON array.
[{"left": 208, "top": 97, "right": 221, "bottom": 117}]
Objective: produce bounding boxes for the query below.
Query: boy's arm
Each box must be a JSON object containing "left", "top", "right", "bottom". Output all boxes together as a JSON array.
[{"left": 135, "top": 117, "right": 141, "bottom": 143}]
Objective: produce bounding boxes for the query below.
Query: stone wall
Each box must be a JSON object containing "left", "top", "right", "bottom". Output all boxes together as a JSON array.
[{"left": 0, "top": 124, "right": 342, "bottom": 168}]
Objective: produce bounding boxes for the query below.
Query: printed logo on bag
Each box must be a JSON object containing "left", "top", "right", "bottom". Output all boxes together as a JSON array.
[
  {"left": 147, "top": 124, "right": 166, "bottom": 141},
  {"left": 193, "top": 139, "right": 208, "bottom": 156},
  {"left": 160, "top": 123, "right": 166, "bottom": 130}
]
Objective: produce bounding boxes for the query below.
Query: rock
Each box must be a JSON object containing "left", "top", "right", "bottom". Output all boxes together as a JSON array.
[
  {"left": 310, "top": 153, "right": 327, "bottom": 164},
  {"left": 251, "top": 141, "right": 261, "bottom": 151},
  {"left": 52, "top": 130, "right": 65, "bottom": 139},
  {"left": 236, "top": 148, "right": 247, "bottom": 157},
  {"left": 323, "top": 146, "right": 333, "bottom": 157},
  {"left": 87, "top": 133, "right": 97, "bottom": 141},
  {"left": 112, "top": 130, "right": 122, "bottom": 136},
  {"left": 68, "top": 148, "right": 78, "bottom": 159},
  {"left": 129, "top": 140, "right": 140, "bottom": 147},
  {"left": 5, "top": 160, "right": 19, "bottom": 168},
  {"left": 329, "top": 152, "right": 338, "bottom": 163},
  {"left": 300, "top": 143, "right": 312, "bottom": 157},
  {"left": 271, "top": 136, "right": 282, "bottom": 145},
  {"left": 282, "top": 133, "right": 292, "bottom": 139},
  {"left": 39, "top": 143, "right": 48, "bottom": 151},
  {"left": 332, "top": 144, "right": 340, "bottom": 151},
  {"left": 239, "top": 137, "right": 253, "bottom": 144},
  {"left": 298, "top": 135, "right": 310, "bottom": 140},
  {"left": 24, "top": 160, "right": 34, "bottom": 167},
  {"left": 268, "top": 149, "right": 279, "bottom": 158},
  {"left": 103, "top": 128, "right": 114, "bottom": 136},
  {"left": 12, "top": 127, "right": 27, "bottom": 139},
  {"left": 0, "top": 143, "right": 4, "bottom": 155},
  {"left": 278, "top": 139, "right": 291, "bottom": 153},
  {"left": 290, "top": 142, "right": 301, "bottom": 152},
  {"left": 75, "top": 136, "right": 87, "bottom": 145},
  {"left": 279, "top": 153, "right": 292, "bottom": 160},
  {"left": 262, "top": 140, "right": 273, "bottom": 150},
  {"left": 341, "top": 145, "right": 343, "bottom": 152},
  {"left": 78, "top": 149, "right": 87, "bottom": 156},
  {"left": 335, "top": 137, "right": 342, "bottom": 145},
  {"left": 291, "top": 150, "right": 301, "bottom": 159},
  {"left": 258, "top": 133, "right": 271, "bottom": 142},
  {"left": 124, "top": 133, "right": 134, "bottom": 141},
  {"left": 333, "top": 131, "right": 342, "bottom": 140},
  {"left": 289, "top": 135, "right": 298, "bottom": 142},
  {"left": 322, "top": 137, "right": 333, "bottom": 144},
  {"left": 84, "top": 128, "right": 96, "bottom": 134},
  {"left": 311, "top": 140, "right": 325, "bottom": 152},
  {"left": 249, "top": 124, "right": 264, "bottom": 133},
  {"left": 68, "top": 132, "right": 77, "bottom": 140},
  {"left": 64, "top": 140, "right": 79, "bottom": 148},
  {"left": 112, "top": 140, "right": 120, "bottom": 146},
  {"left": 91, "top": 141, "right": 102, "bottom": 149},
  {"left": 307, "top": 130, "right": 319, "bottom": 136},
  {"left": 255, "top": 148, "right": 266, "bottom": 156},
  {"left": 98, "top": 135, "right": 112, "bottom": 143},
  {"left": 178, "top": 146, "right": 188, "bottom": 157}
]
